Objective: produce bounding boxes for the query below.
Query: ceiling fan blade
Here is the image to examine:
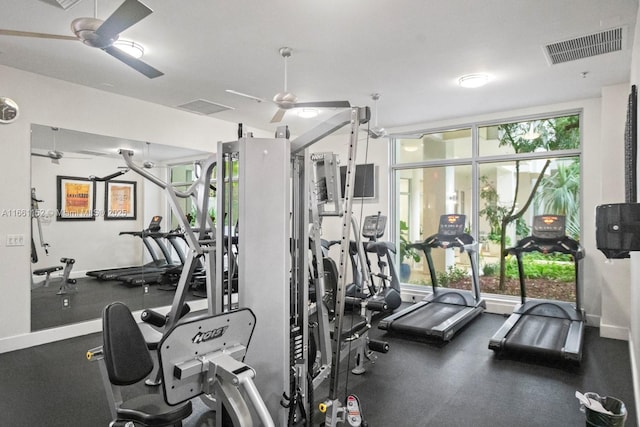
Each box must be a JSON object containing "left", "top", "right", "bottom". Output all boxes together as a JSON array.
[
  {"left": 31, "top": 152, "right": 51, "bottom": 158},
  {"left": 225, "top": 90, "right": 266, "bottom": 103},
  {"left": 95, "top": 0, "right": 152, "bottom": 39},
  {"left": 290, "top": 101, "right": 351, "bottom": 109},
  {"left": 0, "top": 29, "right": 77, "bottom": 41},
  {"left": 103, "top": 45, "right": 164, "bottom": 78},
  {"left": 271, "top": 109, "right": 286, "bottom": 123},
  {"left": 367, "top": 128, "right": 387, "bottom": 139}
]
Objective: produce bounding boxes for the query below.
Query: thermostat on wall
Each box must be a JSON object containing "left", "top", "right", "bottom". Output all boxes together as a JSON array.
[{"left": 0, "top": 97, "right": 19, "bottom": 124}]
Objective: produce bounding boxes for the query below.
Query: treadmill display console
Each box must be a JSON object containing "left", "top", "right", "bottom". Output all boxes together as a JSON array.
[
  {"left": 149, "top": 215, "right": 163, "bottom": 232},
  {"left": 531, "top": 215, "right": 565, "bottom": 240},
  {"left": 362, "top": 215, "right": 387, "bottom": 239},
  {"left": 438, "top": 214, "right": 466, "bottom": 237}
]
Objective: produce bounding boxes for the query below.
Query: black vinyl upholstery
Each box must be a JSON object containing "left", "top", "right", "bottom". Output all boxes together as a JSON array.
[
  {"left": 101, "top": 302, "right": 193, "bottom": 426},
  {"left": 103, "top": 302, "right": 154, "bottom": 386}
]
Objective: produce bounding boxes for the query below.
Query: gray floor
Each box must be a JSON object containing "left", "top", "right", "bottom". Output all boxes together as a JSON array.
[
  {"left": 31, "top": 276, "right": 202, "bottom": 330},
  {"left": 1, "top": 309, "right": 635, "bottom": 426}
]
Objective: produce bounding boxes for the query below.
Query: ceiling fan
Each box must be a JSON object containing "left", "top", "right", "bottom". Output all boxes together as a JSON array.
[
  {"left": 0, "top": 0, "right": 163, "bottom": 79},
  {"left": 368, "top": 93, "right": 388, "bottom": 139},
  {"left": 226, "top": 47, "right": 351, "bottom": 123},
  {"left": 140, "top": 141, "right": 170, "bottom": 169},
  {"left": 31, "top": 127, "right": 91, "bottom": 164},
  {"left": 31, "top": 150, "right": 64, "bottom": 164}
]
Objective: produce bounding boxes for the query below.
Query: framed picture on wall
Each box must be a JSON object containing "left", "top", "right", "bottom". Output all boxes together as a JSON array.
[
  {"left": 104, "top": 180, "right": 137, "bottom": 220},
  {"left": 56, "top": 176, "right": 96, "bottom": 221}
]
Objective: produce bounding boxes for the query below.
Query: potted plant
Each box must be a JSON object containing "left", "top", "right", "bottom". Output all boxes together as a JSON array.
[{"left": 399, "top": 220, "right": 421, "bottom": 281}]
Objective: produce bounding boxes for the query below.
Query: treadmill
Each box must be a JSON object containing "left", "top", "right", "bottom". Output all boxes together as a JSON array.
[
  {"left": 86, "top": 216, "right": 169, "bottom": 280},
  {"left": 378, "top": 214, "right": 485, "bottom": 341},
  {"left": 488, "top": 214, "right": 585, "bottom": 363},
  {"left": 115, "top": 229, "right": 185, "bottom": 287}
]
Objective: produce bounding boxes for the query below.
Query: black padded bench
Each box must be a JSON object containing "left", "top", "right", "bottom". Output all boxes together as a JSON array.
[{"left": 32, "top": 258, "right": 77, "bottom": 294}]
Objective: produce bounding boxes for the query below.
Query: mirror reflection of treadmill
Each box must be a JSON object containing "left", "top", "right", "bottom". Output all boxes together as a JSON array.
[
  {"left": 488, "top": 215, "right": 585, "bottom": 363},
  {"left": 114, "top": 227, "right": 186, "bottom": 287},
  {"left": 85, "top": 216, "right": 174, "bottom": 283},
  {"left": 378, "top": 214, "right": 485, "bottom": 341}
]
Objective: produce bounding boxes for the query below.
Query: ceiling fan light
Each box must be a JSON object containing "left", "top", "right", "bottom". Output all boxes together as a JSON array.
[
  {"left": 113, "top": 40, "right": 144, "bottom": 59},
  {"left": 458, "top": 73, "right": 490, "bottom": 88},
  {"left": 298, "top": 108, "right": 318, "bottom": 118}
]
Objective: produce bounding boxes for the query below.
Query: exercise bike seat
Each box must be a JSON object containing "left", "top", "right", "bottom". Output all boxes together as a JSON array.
[
  {"left": 102, "top": 302, "right": 192, "bottom": 426},
  {"left": 365, "top": 241, "right": 396, "bottom": 255}
]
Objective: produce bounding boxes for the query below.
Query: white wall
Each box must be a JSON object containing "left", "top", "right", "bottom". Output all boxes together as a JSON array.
[
  {"left": 598, "top": 83, "right": 631, "bottom": 340},
  {"left": 30, "top": 154, "right": 146, "bottom": 274},
  {"left": 0, "top": 64, "right": 266, "bottom": 350},
  {"left": 628, "top": 4, "right": 640, "bottom": 422}
]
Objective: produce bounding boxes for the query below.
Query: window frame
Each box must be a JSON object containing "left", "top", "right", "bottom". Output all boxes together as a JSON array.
[{"left": 389, "top": 109, "right": 583, "bottom": 297}]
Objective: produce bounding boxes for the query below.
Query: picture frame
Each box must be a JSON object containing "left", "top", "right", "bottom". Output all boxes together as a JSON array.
[
  {"left": 56, "top": 176, "right": 96, "bottom": 221},
  {"left": 104, "top": 180, "right": 137, "bottom": 220}
]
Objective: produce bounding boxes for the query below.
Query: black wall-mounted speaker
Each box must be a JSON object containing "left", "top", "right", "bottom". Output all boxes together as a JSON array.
[{"left": 596, "top": 203, "right": 640, "bottom": 259}]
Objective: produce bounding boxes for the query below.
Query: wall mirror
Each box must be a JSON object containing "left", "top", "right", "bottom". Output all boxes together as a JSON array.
[{"left": 30, "top": 124, "right": 210, "bottom": 332}]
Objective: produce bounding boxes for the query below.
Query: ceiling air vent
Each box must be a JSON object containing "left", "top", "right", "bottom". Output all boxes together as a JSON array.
[
  {"left": 176, "top": 99, "right": 234, "bottom": 116},
  {"left": 55, "top": 0, "right": 85, "bottom": 10},
  {"left": 544, "top": 27, "right": 624, "bottom": 65}
]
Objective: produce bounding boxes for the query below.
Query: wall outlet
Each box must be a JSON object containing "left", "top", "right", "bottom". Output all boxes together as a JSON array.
[
  {"left": 62, "top": 297, "right": 70, "bottom": 309},
  {"left": 6, "top": 234, "right": 25, "bottom": 246}
]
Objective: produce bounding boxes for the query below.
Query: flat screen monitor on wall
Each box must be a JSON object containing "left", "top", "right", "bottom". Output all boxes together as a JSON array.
[{"left": 340, "top": 163, "right": 376, "bottom": 200}]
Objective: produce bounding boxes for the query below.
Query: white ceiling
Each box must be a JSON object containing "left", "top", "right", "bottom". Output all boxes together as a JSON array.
[
  {"left": 30, "top": 124, "right": 208, "bottom": 162},
  {"left": 1, "top": 0, "right": 638, "bottom": 138}
]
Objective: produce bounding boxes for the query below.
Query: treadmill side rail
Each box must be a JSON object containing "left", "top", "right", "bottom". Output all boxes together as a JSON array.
[
  {"left": 377, "top": 300, "right": 430, "bottom": 330},
  {"left": 430, "top": 305, "right": 485, "bottom": 341},
  {"left": 562, "top": 318, "right": 585, "bottom": 362},
  {"left": 488, "top": 310, "right": 522, "bottom": 352}
]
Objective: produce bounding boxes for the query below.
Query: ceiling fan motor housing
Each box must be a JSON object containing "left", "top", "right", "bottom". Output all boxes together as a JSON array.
[
  {"left": 71, "top": 17, "right": 117, "bottom": 48},
  {"left": 273, "top": 92, "right": 298, "bottom": 108}
]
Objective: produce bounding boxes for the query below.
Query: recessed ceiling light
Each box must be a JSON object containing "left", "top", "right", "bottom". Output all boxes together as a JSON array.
[
  {"left": 458, "top": 73, "right": 490, "bottom": 88},
  {"left": 298, "top": 108, "right": 318, "bottom": 118},
  {"left": 113, "top": 40, "right": 144, "bottom": 59}
]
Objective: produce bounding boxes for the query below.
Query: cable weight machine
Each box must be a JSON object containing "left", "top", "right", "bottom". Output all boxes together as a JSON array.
[
  {"left": 215, "top": 107, "right": 372, "bottom": 426},
  {"left": 95, "top": 107, "right": 373, "bottom": 426}
]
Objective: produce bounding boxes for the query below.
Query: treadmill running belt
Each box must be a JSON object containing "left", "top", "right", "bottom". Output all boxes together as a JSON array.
[
  {"left": 505, "top": 316, "right": 571, "bottom": 355},
  {"left": 390, "top": 303, "right": 466, "bottom": 336}
]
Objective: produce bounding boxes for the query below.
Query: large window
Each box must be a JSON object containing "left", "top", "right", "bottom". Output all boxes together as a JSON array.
[
  {"left": 169, "top": 163, "right": 217, "bottom": 229},
  {"left": 393, "top": 113, "right": 581, "bottom": 301}
]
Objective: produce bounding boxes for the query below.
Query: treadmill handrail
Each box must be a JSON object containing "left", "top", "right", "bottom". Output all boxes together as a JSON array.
[
  {"left": 507, "top": 235, "right": 584, "bottom": 259},
  {"left": 408, "top": 233, "right": 481, "bottom": 303},
  {"left": 408, "top": 232, "right": 477, "bottom": 252},
  {"left": 508, "top": 235, "right": 584, "bottom": 310}
]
